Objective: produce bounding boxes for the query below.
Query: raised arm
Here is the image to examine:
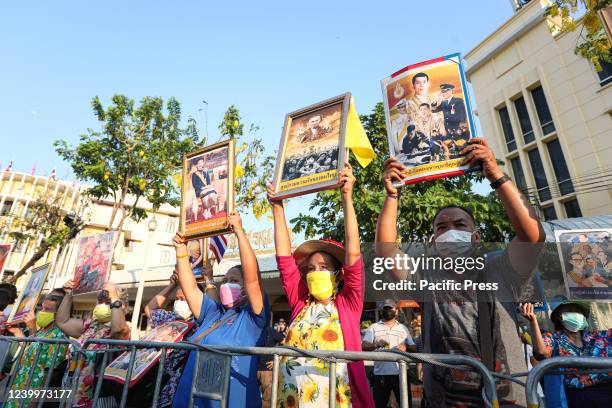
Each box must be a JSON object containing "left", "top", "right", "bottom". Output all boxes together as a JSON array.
[
  {"left": 340, "top": 164, "right": 359, "bottom": 265},
  {"left": 103, "top": 282, "right": 130, "bottom": 339},
  {"left": 173, "top": 232, "right": 204, "bottom": 320},
  {"left": 520, "top": 303, "right": 550, "bottom": 359},
  {"left": 144, "top": 272, "right": 178, "bottom": 319},
  {"left": 268, "top": 184, "right": 291, "bottom": 256},
  {"left": 375, "top": 158, "right": 409, "bottom": 280},
  {"left": 228, "top": 211, "right": 264, "bottom": 315},
  {"left": 461, "top": 138, "right": 545, "bottom": 280},
  {"left": 55, "top": 280, "right": 84, "bottom": 338},
  {"left": 461, "top": 138, "right": 544, "bottom": 244}
]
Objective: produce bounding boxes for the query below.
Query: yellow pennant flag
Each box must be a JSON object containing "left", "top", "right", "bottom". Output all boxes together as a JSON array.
[
  {"left": 345, "top": 97, "right": 375, "bottom": 167},
  {"left": 171, "top": 170, "right": 182, "bottom": 189}
]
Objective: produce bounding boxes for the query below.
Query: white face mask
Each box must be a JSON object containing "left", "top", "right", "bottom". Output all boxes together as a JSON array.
[
  {"left": 173, "top": 300, "right": 192, "bottom": 320},
  {"left": 435, "top": 229, "right": 474, "bottom": 243},
  {"left": 434, "top": 229, "right": 474, "bottom": 260}
]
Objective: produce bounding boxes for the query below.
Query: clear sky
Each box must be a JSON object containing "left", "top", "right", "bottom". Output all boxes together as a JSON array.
[{"left": 1, "top": 1, "right": 514, "bottom": 228}]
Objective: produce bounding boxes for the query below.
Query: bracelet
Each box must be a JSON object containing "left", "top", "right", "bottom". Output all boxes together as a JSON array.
[
  {"left": 490, "top": 173, "right": 511, "bottom": 190},
  {"left": 176, "top": 252, "right": 189, "bottom": 259},
  {"left": 387, "top": 193, "right": 399, "bottom": 199}
]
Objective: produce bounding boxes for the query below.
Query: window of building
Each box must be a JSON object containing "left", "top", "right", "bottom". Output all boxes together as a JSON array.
[
  {"left": 1, "top": 200, "right": 13, "bottom": 216},
  {"left": 166, "top": 217, "right": 177, "bottom": 234},
  {"left": 531, "top": 86, "right": 555, "bottom": 135},
  {"left": 563, "top": 199, "right": 582, "bottom": 218},
  {"left": 160, "top": 250, "right": 172, "bottom": 264},
  {"left": 498, "top": 106, "right": 516, "bottom": 152},
  {"left": 13, "top": 239, "right": 26, "bottom": 253},
  {"left": 546, "top": 139, "right": 574, "bottom": 196},
  {"left": 510, "top": 157, "right": 528, "bottom": 193},
  {"left": 527, "top": 149, "right": 551, "bottom": 202},
  {"left": 597, "top": 56, "right": 612, "bottom": 86},
  {"left": 542, "top": 206, "right": 557, "bottom": 221},
  {"left": 514, "top": 97, "right": 535, "bottom": 144}
]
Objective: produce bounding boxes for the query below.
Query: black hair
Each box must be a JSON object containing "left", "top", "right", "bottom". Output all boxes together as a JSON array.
[
  {"left": 419, "top": 103, "right": 431, "bottom": 109},
  {"left": 411, "top": 72, "right": 429, "bottom": 86},
  {"left": 0, "top": 283, "right": 18, "bottom": 304},
  {"left": 550, "top": 304, "right": 587, "bottom": 331},
  {"left": 432, "top": 205, "right": 476, "bottom": 227},
  {"left": 51, "top": 288, "right": 67, "bottom": 296}
]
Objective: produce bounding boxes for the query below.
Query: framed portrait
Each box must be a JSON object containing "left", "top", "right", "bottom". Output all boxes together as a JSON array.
[
  {"left": 72, "top": 231, "right": 117, "bottom": 295},
  {"left": 0, "top": 244, "right": 11, "bottom": 276},
  {"left": 8, "top": 263, "right": 52, "bottom": 323},
  {"left": 271, "top": 93, "right": 350, "bottom": 200},
  {"left": 181, "top": 139, "right": 235, "bottom": 240},
  {"left": 381, "top": 53, "right": 477, "bottom": 185},
  {"left": 554, "top": 229, "right": 611, "bottom": 302},
  {"left": 104, "top": 320, "right": 194, "bottom": 387}
]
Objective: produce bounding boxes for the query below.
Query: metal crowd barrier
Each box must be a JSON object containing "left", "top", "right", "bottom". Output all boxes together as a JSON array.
[
  {"left": 525, "top": 356, "right": 612, "bottom": 408},
  {"left": 0, "top": 335, "right": 542, "bottom": 408}
]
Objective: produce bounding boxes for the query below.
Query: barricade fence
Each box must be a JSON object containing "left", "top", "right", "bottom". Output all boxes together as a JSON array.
[{"left": 0, "top": 336, "right": 610, "bottom": 408}]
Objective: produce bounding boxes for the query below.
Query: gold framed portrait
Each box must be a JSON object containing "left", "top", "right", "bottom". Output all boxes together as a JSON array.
[
  {"left": 181, "top": 139, "right": 235, "bottom": 240},
  {"left": 8, "top": 263, "right": 52, "bottom": 323},
  {"left": 271, "top": 93, "right": 351, "bottom": 200}
]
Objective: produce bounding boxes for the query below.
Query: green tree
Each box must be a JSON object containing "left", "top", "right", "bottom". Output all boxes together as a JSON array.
[
  {"left": 291, "top": 102, "right": 514, "bottom": 243},
  {"left": 546, "top": 0, "right": 612, "bottom": 70},
  {"left": 218, "top": 105, "right": 276, "bottom": 219},
  {"left": 3, "top": 194, "right": 85, "bottom": 284},
  {"left": 55, "top": 95, "right": 202, "bottom": 240}
]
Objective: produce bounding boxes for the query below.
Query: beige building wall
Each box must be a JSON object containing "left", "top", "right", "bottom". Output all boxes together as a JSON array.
[{"left": 464, "top": 0, "right": 612, "bottom": 219}]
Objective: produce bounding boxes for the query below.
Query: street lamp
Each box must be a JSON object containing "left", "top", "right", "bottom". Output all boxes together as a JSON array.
[{"left": 130, "top": 216, "right": 158, "bottom": 339}]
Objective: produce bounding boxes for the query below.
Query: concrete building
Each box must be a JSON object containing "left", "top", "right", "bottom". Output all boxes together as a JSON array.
[{"left": 464, "top": 0, "right": 612, "bottom": 220}]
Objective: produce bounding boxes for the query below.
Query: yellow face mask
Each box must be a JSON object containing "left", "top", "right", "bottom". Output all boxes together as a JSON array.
[
  {"left": 93, "top": 304, "right": 112, "bottom": 323},
  {"left": 306, "top": 270, "right": 336, "bottom": 301},
  {"left": 36, "top": 311, "right": 55, "bottom": 329}
]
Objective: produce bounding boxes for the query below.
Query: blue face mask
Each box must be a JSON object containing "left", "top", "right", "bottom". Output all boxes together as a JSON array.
[{"left": 561, "top": 312, "right": 588, "bottom": 332}]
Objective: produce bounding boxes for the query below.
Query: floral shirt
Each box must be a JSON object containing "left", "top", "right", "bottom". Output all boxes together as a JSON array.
[
  {"left": 150, "top": 309, "right": 196, "bottom": 408},
  {"left": 5, "top": 325, "right": 68, "bottom": 408},
  {"left": 279, "top": 302, "right": 351, "bottom": 408},
  {"left": 542, "top": 330, "right": 612, "bottom": 388},
  {"left": 72, "top": 320, "right": 129, "bottom": 408}
]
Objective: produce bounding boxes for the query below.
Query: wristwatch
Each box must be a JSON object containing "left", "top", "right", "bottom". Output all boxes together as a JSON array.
[
  {"left": 490, "top": 173, "right": 511, "bottom": 190},
  {"left": 110, "top": 300, "right": 123, "bottom": 309}
]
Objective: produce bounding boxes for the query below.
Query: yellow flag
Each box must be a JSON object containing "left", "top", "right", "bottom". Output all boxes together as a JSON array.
[
  {"left": 171, "top": 170, "right": 182, "bottom": 189},
  {"left": 345, "top": 97, "right": 375, "bottom": 167}
]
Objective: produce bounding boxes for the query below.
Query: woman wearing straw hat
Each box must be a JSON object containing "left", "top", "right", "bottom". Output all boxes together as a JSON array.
[
  {"left": 520, "top": 297, "right": 611, "bottom": 407},
  {"left": 268, "top": 164, "right": 374, "bottom": 408}
]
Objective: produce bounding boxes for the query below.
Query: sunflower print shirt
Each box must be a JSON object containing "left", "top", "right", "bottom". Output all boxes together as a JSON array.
[{"left": 278, "top": 302, "right": 351, "bottom": 408}]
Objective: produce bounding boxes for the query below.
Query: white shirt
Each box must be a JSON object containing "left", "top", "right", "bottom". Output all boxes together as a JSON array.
[{"left": 363, "top": 320, "right": 415, "bottom": 375}]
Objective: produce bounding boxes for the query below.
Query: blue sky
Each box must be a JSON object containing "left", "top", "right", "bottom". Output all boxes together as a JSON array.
[{"left": 1, "top": 1, "right": 514, "bottom": 229}]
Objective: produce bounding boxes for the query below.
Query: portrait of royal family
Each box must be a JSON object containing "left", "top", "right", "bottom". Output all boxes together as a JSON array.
[
  {"left": 389, "top": 71, "right": 470, "bottom": 166},
  {"left": 280, "top": 104, "right": 341, "bottom": 183},
  {"left": 184, "top": 149, "right": 229, "bottom": 224},
  {"left": 561, "top": 238, "right": 611, "bottom": 291}
]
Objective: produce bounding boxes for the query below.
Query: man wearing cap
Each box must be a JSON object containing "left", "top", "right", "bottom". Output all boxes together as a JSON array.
[
  {"left": 431, "top": 83, "right": 467, "bottom": 134},
  {"left": 362, "top": 299, "right": 416, "bottom": 408},
  {"left": 390, "top": 99, "right": 410, "bottom": 153}
]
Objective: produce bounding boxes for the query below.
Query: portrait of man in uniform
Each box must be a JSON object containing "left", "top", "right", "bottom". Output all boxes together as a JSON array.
[{"left": 431, "top": 83, "right": 467, "bottom": 134}]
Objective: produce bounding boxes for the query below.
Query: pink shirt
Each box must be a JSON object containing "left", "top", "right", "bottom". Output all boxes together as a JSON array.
[{"left": 276, "top": 255, "right": 375, "bottom": 408}]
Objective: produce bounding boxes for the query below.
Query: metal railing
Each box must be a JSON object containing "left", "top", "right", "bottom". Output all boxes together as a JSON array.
[
  {"left": 0, "top": 335, "right": 500, "bottom": 408},
  {"left": 525, "top": 356, "right": 612, "bottom": 408}
]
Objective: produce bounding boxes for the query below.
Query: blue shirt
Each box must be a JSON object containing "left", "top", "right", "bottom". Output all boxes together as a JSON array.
[{"left": 173, "top": 294, "right": 270, "bottom": 408}]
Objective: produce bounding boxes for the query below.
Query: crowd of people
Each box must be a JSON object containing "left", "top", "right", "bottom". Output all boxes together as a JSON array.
[{"left": 0, "top": 138, "right": 610, "bottom": 408}]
